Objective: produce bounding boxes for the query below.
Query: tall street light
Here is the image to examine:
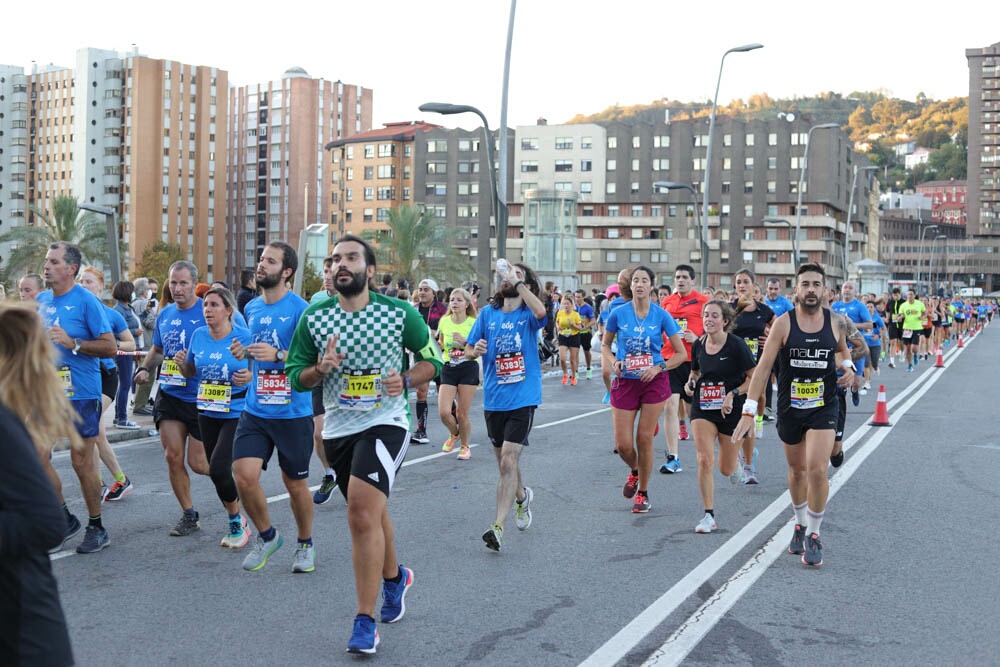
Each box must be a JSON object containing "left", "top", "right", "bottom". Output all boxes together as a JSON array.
[
  {"left": 702, "top": 43, "right": 763, "bottom": 288},
  {"left": 763, "top": 216, "right": 797, "bottom": 272},
  {"left": 419, "top": 102, "right": 505, "bottom": 287},
  {"left": 794, "top": 122, "right": 840, "bottom": 272},
  {"left": 843, "top": 164, "right": 879, "bottom": 279},
  {"left": 654, "top": 181, "right": 705, "bottom": 289},
  {"left": 78, "top": 203, "right": 121, "bottom": 284},
  {"left": 916, "top": 223, "right": 939, "bottom": 294}
]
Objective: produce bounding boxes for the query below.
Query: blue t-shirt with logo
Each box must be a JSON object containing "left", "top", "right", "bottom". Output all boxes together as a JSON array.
[
  {"left": 467, "top": 303, "right": 546, "bottom": 412},
  {"left": 101, "top": 304, "right": 129, "bottom": 372},
  {"left": 863, "top": 311, "right": 884, "bottom": 347},
  {"left": 244, "top": 292, "right": 313, "bottom": 419},
  {"left": 605, "top": 303, "right": 681, "bottom": 379},
  {"left": 577, "top": 303, "right": 595, "bottom": 332},
  {"left": 598, "top": 296, "right": 625, "bottom": 326},
  {"left": 37, "top": 285, "right": 112, "bottom": 402},
  {"left": 152, "top": 300, "right": 207, "bottom": 402},
  {"left": 186, "top": 325, "right": 252, "bottom": 418},
  {"left": 764, "top": 294, "right": 795, "bottom": 318}
]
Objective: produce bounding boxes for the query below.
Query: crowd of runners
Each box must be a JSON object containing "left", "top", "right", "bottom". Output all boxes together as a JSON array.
[{"left": 4, "top": 236, "right": 997, "bottom": 659}]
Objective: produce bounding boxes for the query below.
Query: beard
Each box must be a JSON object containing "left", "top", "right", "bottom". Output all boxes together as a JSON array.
[
  {"left": 501, "top": 283, "right": 520, "bottom": 298},
  {"left": 799, "top": 294, "right": 821, "bottom": 313},
  {"left": 335, "top": 270, "right": 368, "bottom": 297},
  {"left": 256, "top": 269, "right": 283, "bottom": 290}
]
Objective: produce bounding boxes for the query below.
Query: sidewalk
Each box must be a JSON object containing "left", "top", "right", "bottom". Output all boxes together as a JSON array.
[{"left": 104, "top": 401, "right": 157, "bottom": 443}]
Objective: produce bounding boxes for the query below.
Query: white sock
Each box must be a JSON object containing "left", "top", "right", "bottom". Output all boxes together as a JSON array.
[
  {"left": 806, "top": 508, "right": 825, "bottom": 536},
  {"left": 793, "top": 502, "right": 808, "bottom": 526},
  {"left": 324, "top": 467, "right": 335, "bottom": 477}
]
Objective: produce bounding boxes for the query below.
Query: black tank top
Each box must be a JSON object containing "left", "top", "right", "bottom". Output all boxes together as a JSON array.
[{"left": 778, "top": 308, "right": 839, "bottom": 412}]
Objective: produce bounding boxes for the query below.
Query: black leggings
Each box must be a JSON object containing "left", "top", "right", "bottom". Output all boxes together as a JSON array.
[{"left": 197, "top": 415, "right": 239, "bottom": 504}]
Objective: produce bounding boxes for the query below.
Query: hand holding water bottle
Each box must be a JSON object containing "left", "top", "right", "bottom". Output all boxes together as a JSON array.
[{"left": 496, "top": 258, "right": 515, "bottom": 283}]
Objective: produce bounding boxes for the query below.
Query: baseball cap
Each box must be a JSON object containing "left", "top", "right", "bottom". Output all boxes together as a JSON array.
[
  {"left": 419, "top": 278, "right": 439, "bottom": 292},
  {"left": 606, "top": 285, "right": 621, "bottom": 297}
]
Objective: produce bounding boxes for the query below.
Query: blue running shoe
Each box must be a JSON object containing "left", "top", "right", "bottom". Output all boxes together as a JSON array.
[
  {"left": 602, "top": 390, "right": 611, "bottom": 405},
  {"left": 851, "top": 387, "right": 860, "bottom": 407},
  {"left": 381, "top": 565, "right": 414, "bottom": 623},
  {"left": 660, "top": 458, "right": 682, "bottom": 474},
  {"left": 313, "top": 474, "right": 337, "bottom": 505},
  {"left": 76, "top": 525, "right": 110, "bottom": 554},
  {"left": 346, "top": 615, "right": 379, "bottom": 654}
]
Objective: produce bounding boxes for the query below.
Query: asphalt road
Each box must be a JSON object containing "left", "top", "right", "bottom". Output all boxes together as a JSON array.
[{"left": 51, "top": 326, "right": 1000, "bottom": 666}]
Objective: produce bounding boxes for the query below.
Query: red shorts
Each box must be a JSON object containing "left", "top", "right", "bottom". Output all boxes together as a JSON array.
[{"left": 610, "top": 372, "right": 671, "bottom": 411}]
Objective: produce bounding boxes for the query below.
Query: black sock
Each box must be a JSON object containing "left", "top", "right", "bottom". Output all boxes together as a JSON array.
[
  {"left": 184, "top": 507, "right": 198, "bottom": 518},
  {"left": 416, "top": 401, "right": 428, "bottom": 430},
  {"left": 638, "top": 490, "right": 648, "bottom": 498},
  {"left": 357, "top": 613, "right": 375, "bottom": 622},
  {"left": 88, "top": 515, "right": 103, "bottom": 529},
  {"left": 705, "top": 509, "right": 715, "bottom": 517},
  {"left": 260, "top": 526, "right": 276, "bottom": 542},
  {"left": 631, "top": 469, "right": 639, "bottom": 475},
  {"left": 386, "top": 571, "right": 403, "bottom": 584},
  {"left": 667, "top": 454, "right": 676, "bottom": 462}
]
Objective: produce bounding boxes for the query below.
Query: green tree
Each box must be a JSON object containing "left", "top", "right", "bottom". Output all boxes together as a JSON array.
[
  {"left": 0, "top": 195, "right": 106, "bottom": 280},
  {"left": 927, "top": 143, "right": 967, "bottom": 181},
  {"left": 134, "top": 241, "right": 186, "bottom": 292},
  {"left": 361, "top": 205, "right": 474, "bottom": 289}
]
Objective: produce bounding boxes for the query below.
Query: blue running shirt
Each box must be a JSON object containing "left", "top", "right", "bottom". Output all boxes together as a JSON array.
[
  {"left": 101, "top": 304, "right": 129, "bottom": 372},
  {"left": 152, "top": 300, "right": 207, "bottom": 402},
  {"left": 468, "top": 303, "right": 546, "bottom": 412},
  {"left": 244, "top": 292, "right": 313, "bottom": 419},
  {"left": 605, "top": 303, "right": 681, "bottom": 379},
  {"left": 37, "top": 285, "right": 112, "bottom": 401},
  {"left": 186, "top": 325, "right": 252, "bottom": 417}
]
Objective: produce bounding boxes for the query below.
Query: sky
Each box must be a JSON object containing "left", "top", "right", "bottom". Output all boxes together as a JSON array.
[{"left": 4, "top": 1, "right": 996, "bottom": 131}]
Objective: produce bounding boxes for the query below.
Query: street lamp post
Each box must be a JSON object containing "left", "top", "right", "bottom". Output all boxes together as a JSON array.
[
  {"left": 419, "top": 102, "right": 505, "bottom": 288},
  {"left": 843, "top": 165, "right": 879, "bottom": 280},
  {"left": 701, "top": 43, "right": 763, "bottom": 290},
  {"left": 916, "top": 224, "right": 939, "bottom": 294},
  {"left": 654, "top": 181, "right": 706, "bottom": 289},
  {"left": 794, "top": 122, "right": 840, "bottom": 273},
  {"left": 78, "top": 203, "right": 121, "bottom": 284}
]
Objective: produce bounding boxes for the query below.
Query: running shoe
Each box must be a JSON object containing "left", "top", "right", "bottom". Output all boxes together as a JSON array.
[
  {"left": 602, "top": 391, "right": 611, "bottom": 405},
  {"left": 457, "top": 445, "right": 471, "bottom": 460},
  {"left": 695, "top": 513, "right": 717, "bottom": 533},
  {"left": 292, "top": 544, "right": 316, "bottom": 573},
  {"left": 743, "top": 466, "right": 758, "bottom": 485},
  {"left": 859, "top": 387, "right": 868, "bottom": 396},
  {"left": 623, "top": 471, "right": 639, "bottom": 498},
  {"left": 242, "top": 531, "right": 284, "bottom": 571},
  {"left": 888, "top": 358, "right": 896, "bottom": 369},
  {"left": 100, "top": 483, "right": 109, "bottom": 502},
  {"left": 104, "top": 477, "right": 133, "bottom": 502},
  {"left": 346, "top": 615, "right": 379, "bottom": 655},
  {"left": 76, "top": 525, "right": 110, "bottom": 554},
  {"left": 851, "top": 387, "right": 860, "bottom": 407},
  {"left": 729, "top": 454, "right": 745, "bottom": 485},
  {"left": 587, "top": 368, "right": 593, "bottom": 380},
  {"left": 50, "top": 513, "right": 83, "bottom": 554},
  {"left": 788, "top": 523, "right": 806, "bottom": 555},
  {"left": 754, "top": 415, "right": 764, "bottom": 439},
  {"left": 170, "top": 511, "right": 201, "bottom": 536},
  {"left": 411, "top": 429, "right": 429, "bottom": 444},
  {"left": 113, "top": 419, "right": 141, "bottom": 430},
  {"left": 863, "top": 381, "right": 872, "bottom": 391},
  {"left": 803, "top": 532, "right": 823, "bottom": 566},
  {"left": 220, "top": 515, "right": 251, "bottom": 549},
  {"left": 748, "top": 447, "right": 759, "bottom": 481},
  {"left": 679, "top": 421, "right": 689, "bottom": 441},
  {"left": 561, "top": 374, "right": 568, "bottom": 385},
  {"left": 133, "top": 405, "right": 154, "bottom": 417},
  {"left": 380, "top": 565, "right": 413, "bottom": 623},
  {"left": 830, "top": 449, "right": 845, "bottom": 468},
  {"left": 515, "top": 487, "right": 533, "bottom": 530},
  {"left": 660, "top": 458, "right": 682, "bottom": 474},
  {"left": 913, "top": 356, "right": 919, "bottom": 367},
  {"left": 313, "top": 474, "right": 337, "bottom": 505},
  {"left": 570, "top": 375, "right": 577, "bottom": 386},
  {"left": 482, "top": 524, "right": 503, "bottom": 551},
  {"left": 631, "top": 491, "right": 650, "bottom": 514},
  {"left": 441, "top": 433, "right": 459, "bottom": 453},
  {"left": 907, "top": 364, "right": 914, "bottom": 372}
]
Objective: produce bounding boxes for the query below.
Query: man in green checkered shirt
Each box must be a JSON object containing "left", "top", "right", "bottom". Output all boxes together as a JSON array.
[{"left": 286, "top": 235, "right": 442, "bottom": 654}]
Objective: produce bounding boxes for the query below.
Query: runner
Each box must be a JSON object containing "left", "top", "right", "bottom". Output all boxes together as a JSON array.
[
  {"left": 556, "top": 294, "right": 583, "bottom": 386},
  {"left": 231, "top": 242, "right": 319, "bottom": 572},
  {"left": 464, "top": 259, "right": 547, "bottom": 549},
  {"left": 886, "top": 287, "right": 905, "bottom": 367},
  {"left": 683, "top": 299, "right": 755, "bottom": 532},
  {"left": 732, "top": 263, "right": 857, "bottom": 567},
  {"left": 287, "top": 235, "right": 442, "bottom": 654},
  {"left": 763, "top": 278, "right": 795, "bottom": 420},
  {"left": 174, "top": 286, "right": 253, "bottom": 549},
  {"left": 18, "top": 273, "right": 44, "bottom": 302},
  {"left": 437, "top": 287, "right": 479, "bottom": 460},
  {"left": 133, "top": 260, "right": 211, "bottom": 536},
  {"left": 896, "top": 289, "right": 926, "bottom": 372},
  {"left": 310, "top": 254, "right": 338, "bottom": 505},
  {"left": 861, "top": 301, "right": 886, "bottom": 392},
  {"left": 603, "top": 265, "right": 686, "bottom": 514},
  {"left": 730, "top": 269, "right": 774, "bottom": 483},
  {"left": 827, "top": 286, "right": 870, "bottom": 469},
  {"left": 830, "top": 281, "right": 872, "bottom": 407},
  {"left": 37, "top": 242, "right": 117, "bottom": 553},
  {"left": 574, "top": 289, "right": 596, "bottom": 380},
  {"left": 598, "top": 270, "right": 632, "bottom": 405},
  {"left": 411, "top": 278, "right": 447, "bottom": 444},
  {"left": 111, "top": 280, "right": 142, "bottom": 431},
  {"left": 658, "top": 264, "right": 709, "bottom": 474}
]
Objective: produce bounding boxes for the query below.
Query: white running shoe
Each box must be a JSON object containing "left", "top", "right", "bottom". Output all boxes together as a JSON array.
[{"left": 695, "top": 513, "right": 717, "bottom": 534}]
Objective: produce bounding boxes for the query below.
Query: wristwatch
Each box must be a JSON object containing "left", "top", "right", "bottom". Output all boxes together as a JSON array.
[
  {"left": 731, "top": 388, "right": 740, "bottom": 397},
  {"left": 275, "top": 349, "right": 286, "bottom": 362},
  {"left": 657, "top": 361, "right": 668, "bottom": 371},
  {"left": 72, "top": 338, "right": 83, "bottom": 355}
]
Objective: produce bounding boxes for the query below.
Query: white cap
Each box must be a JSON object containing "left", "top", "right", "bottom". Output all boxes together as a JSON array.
[{"left": 419, "top": 278, "right": 439, "bottom": 292}]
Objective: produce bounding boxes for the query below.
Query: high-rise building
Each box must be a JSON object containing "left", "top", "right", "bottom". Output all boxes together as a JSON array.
[
  {"left": 966, "top": 41, "right": 1000, "bottom": 237},
  {"left": 227, "top": 70, "right": 372, "bottom": 280},
  {"left": 0, "top": 65, "right": 31, "bottom": 266}
]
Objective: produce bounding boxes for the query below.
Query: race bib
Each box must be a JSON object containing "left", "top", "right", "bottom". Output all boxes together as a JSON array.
[
  {"left": 495, "top": 352, "right": 526, "bottom": 384},
  {"left": 197, "top": 379, "right": 232, "bottom": 413},
  {"left": 902, "top": 329, "right": 914, "bottom": 340},
  {"left": 338, "top": 368, "right": 382, "bottom": 410},
  {"left": 790, "top": 379, "right": 824, "bottom": 409},
  {"left": 58, "top": 365, "right": 74, "bottom": 397},
  {"left": 625, "top": 352, "right": 653, "bottom": 374},
  {"left": 677, "top": 318, "right": 688, "bottom": 331},
  {"left": 744, "top": 337, "right": 759, "bottom": 356},
  {"left": 160, "top": 358, "right": 187, "bottom": 387},
  {"left": 448, "top": 346, "right": 466, "bottom": 365},
  {"left": 256, "top": 369, "right": 291, "bottom": 405},
  {"left": 699, "top": 383, "right": 726, "bottom": 411}
]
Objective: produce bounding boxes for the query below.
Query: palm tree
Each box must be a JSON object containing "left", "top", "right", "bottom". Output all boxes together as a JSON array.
[
  {"left": 0, "top": 195, "right": 107, "bottom": 279},
  {"left": 361, "top": 205, "right": 475, "bottom": 288}
]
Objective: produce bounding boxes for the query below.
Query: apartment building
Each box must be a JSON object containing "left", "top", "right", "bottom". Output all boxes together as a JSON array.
[
  {"left": 227, "top": 70, "right": 372, "bottom": 280},
  {"left": 966, "top": 41, "right": 1000, "bottom": 237},
  {"left": 0, "top": 65, "right": 31, "bottom": 266},
  {"left": 916, "top": 180, "right": 967, "bottom": 227}
]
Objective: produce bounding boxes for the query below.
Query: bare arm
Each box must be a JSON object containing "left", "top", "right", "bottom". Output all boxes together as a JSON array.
[{"left": 842, "top": 317, "right": 870, "bottom": 362}]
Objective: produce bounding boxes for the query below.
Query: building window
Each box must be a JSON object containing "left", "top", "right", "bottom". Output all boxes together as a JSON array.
[
  {"left": 768, "top": 133, "right": 777, "bottom": 146},
  {"left": 767, "top": 204, "right": 778, "bottom": 217},
  {"left": 608, "top": 206, "right": 619, "bottom": 217},
  {"left": 364, "top": 144, "right": 375, "bottom": 158},
  {"left": 746, "top": 134, "right": 755, "bottom": 147},
  {"left": 426, "top": 140, "right": 447, "bottom": 152},
  {"left": 630, "top": 251, "right": 641, "bottom": 262},
  {"left": 744, "top": 181, "right": 753, "bottom": 194},
  {"left": 744, "top": 157, "right": 754, "bottom": 170},
  {"left": 631, "top": 159, "right": 640, "bottom": 171},
  {"left": 744, "top": 204, "right": 753, "bottom": 217},
  {"left": 768, "top": 156, "right": 777, "bottom": 169},
  {"left": 631, "top": 205, "right": 643, "bottom": 217},
  {"left": 521, "top": 138, "right": 539, "bottom": 150},
  {"left": 767, "top": 180, "right": 777, "bottom": 194},
  {"left": 555, "top": 182, "right": 573, "bottom": 191},
  {"left": 606, "top": 251, "right": 618, "bottom": 262},
  {"left": 630, "top": 182, "right": 640, "bottom": 194},
  {"left": 651, "top": 205, "right": 662, "bottom": 216},
  {"left": 632, "top": 136, "right": 640, "bottom": 148},
  {"left": 607, "top": 136, "right": 617, "bottom": 149},
  {"left": 607, "top": 159, "right": 617, "bottom": 171},
  {"left": 425, "top": 183, "right": 446, "bottom": 196},
  {"left": 520, "top": 182, "right": 537, "bottom": 193},
  {"left": 364, "top": 187, "right": 374, "bottom": 200},
  {"left": 580, "top": 182, "right": 593, "bottom": 194},
  {"left": 606, "top": 182, "right": 617, "bottom": 194},
  {"left": 555, "top": 137, "right": 573, "bottom": 150},
  {"left": 427, "top": 162, "right": 447, "bottom": 174},
  {"left": 580, "top": 250, "right": 592, "bottom": 261},
  {"left": 654, "top": 135, "right": 670, "bottom": 148},
  {"left": 722, "top": 157, "right": 732, "bottom": 170},
  {"left": 581, "top": 136, "right": 593, "bottom": 149},
  {"left": 607, "top": 228, "right": 620, "bottom": 238},
  {"left": 580, "top": 159, "right": 593, "bottom": 172},
  {"left": 364, "top": 166, "right": 374, "bottom": 179},
  {"left": 377, "top": 165, "right": 396, "bottom": 178},
  {"left": 555, "top": 160, "right": 573, "bottom": 172},
  {"left": 653, "top": 158, "right": 669, "bottom": 170},
  {"left": 521, "top": 160, "right": 538, "bottom": 173}
]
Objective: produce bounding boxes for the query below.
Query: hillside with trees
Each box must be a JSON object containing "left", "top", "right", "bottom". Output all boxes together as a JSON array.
[{"left": 568, "top": 91, "right": 968, "bottom": 190}]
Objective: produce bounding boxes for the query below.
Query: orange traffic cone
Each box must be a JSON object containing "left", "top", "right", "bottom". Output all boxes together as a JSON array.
[
  {"left": 958, "top": 335, "right": 964, "bottom": 348},
  {"left": 934, "top": 346, "right": 945, "bottom": 368},
  {"left": 870, "top": 384, "right": 892, "bottom": 426}
]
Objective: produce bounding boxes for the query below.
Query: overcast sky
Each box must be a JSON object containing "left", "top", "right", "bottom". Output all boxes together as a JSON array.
[{"left": 5, "top": 0, "right": 994, "bottom": 130}]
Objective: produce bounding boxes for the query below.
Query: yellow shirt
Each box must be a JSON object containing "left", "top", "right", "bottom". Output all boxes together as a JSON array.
[
  {"left": 556, "top": 310, "right": 582, "bottom": 336},
  {"left": 438, "top": 315, "right": 475, "bottom": 364}
]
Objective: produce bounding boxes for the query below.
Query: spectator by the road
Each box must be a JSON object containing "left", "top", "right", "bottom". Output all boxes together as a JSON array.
[{"left": 237, "top": 269, "right": 257, "bottom": 316}]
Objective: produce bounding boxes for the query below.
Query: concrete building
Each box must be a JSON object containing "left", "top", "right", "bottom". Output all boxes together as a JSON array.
[
  {"left": 966, "top": 41, "right": 1000, "bottom": 237},
  {"left": 227, "top": 70, "right": 372, "bottom": 281},
  {"left": 916, "top": 180, "right": 967, "bottom": 227},
  {"left": 0, "top": 65, "right": 31, "bottom": 266}
]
